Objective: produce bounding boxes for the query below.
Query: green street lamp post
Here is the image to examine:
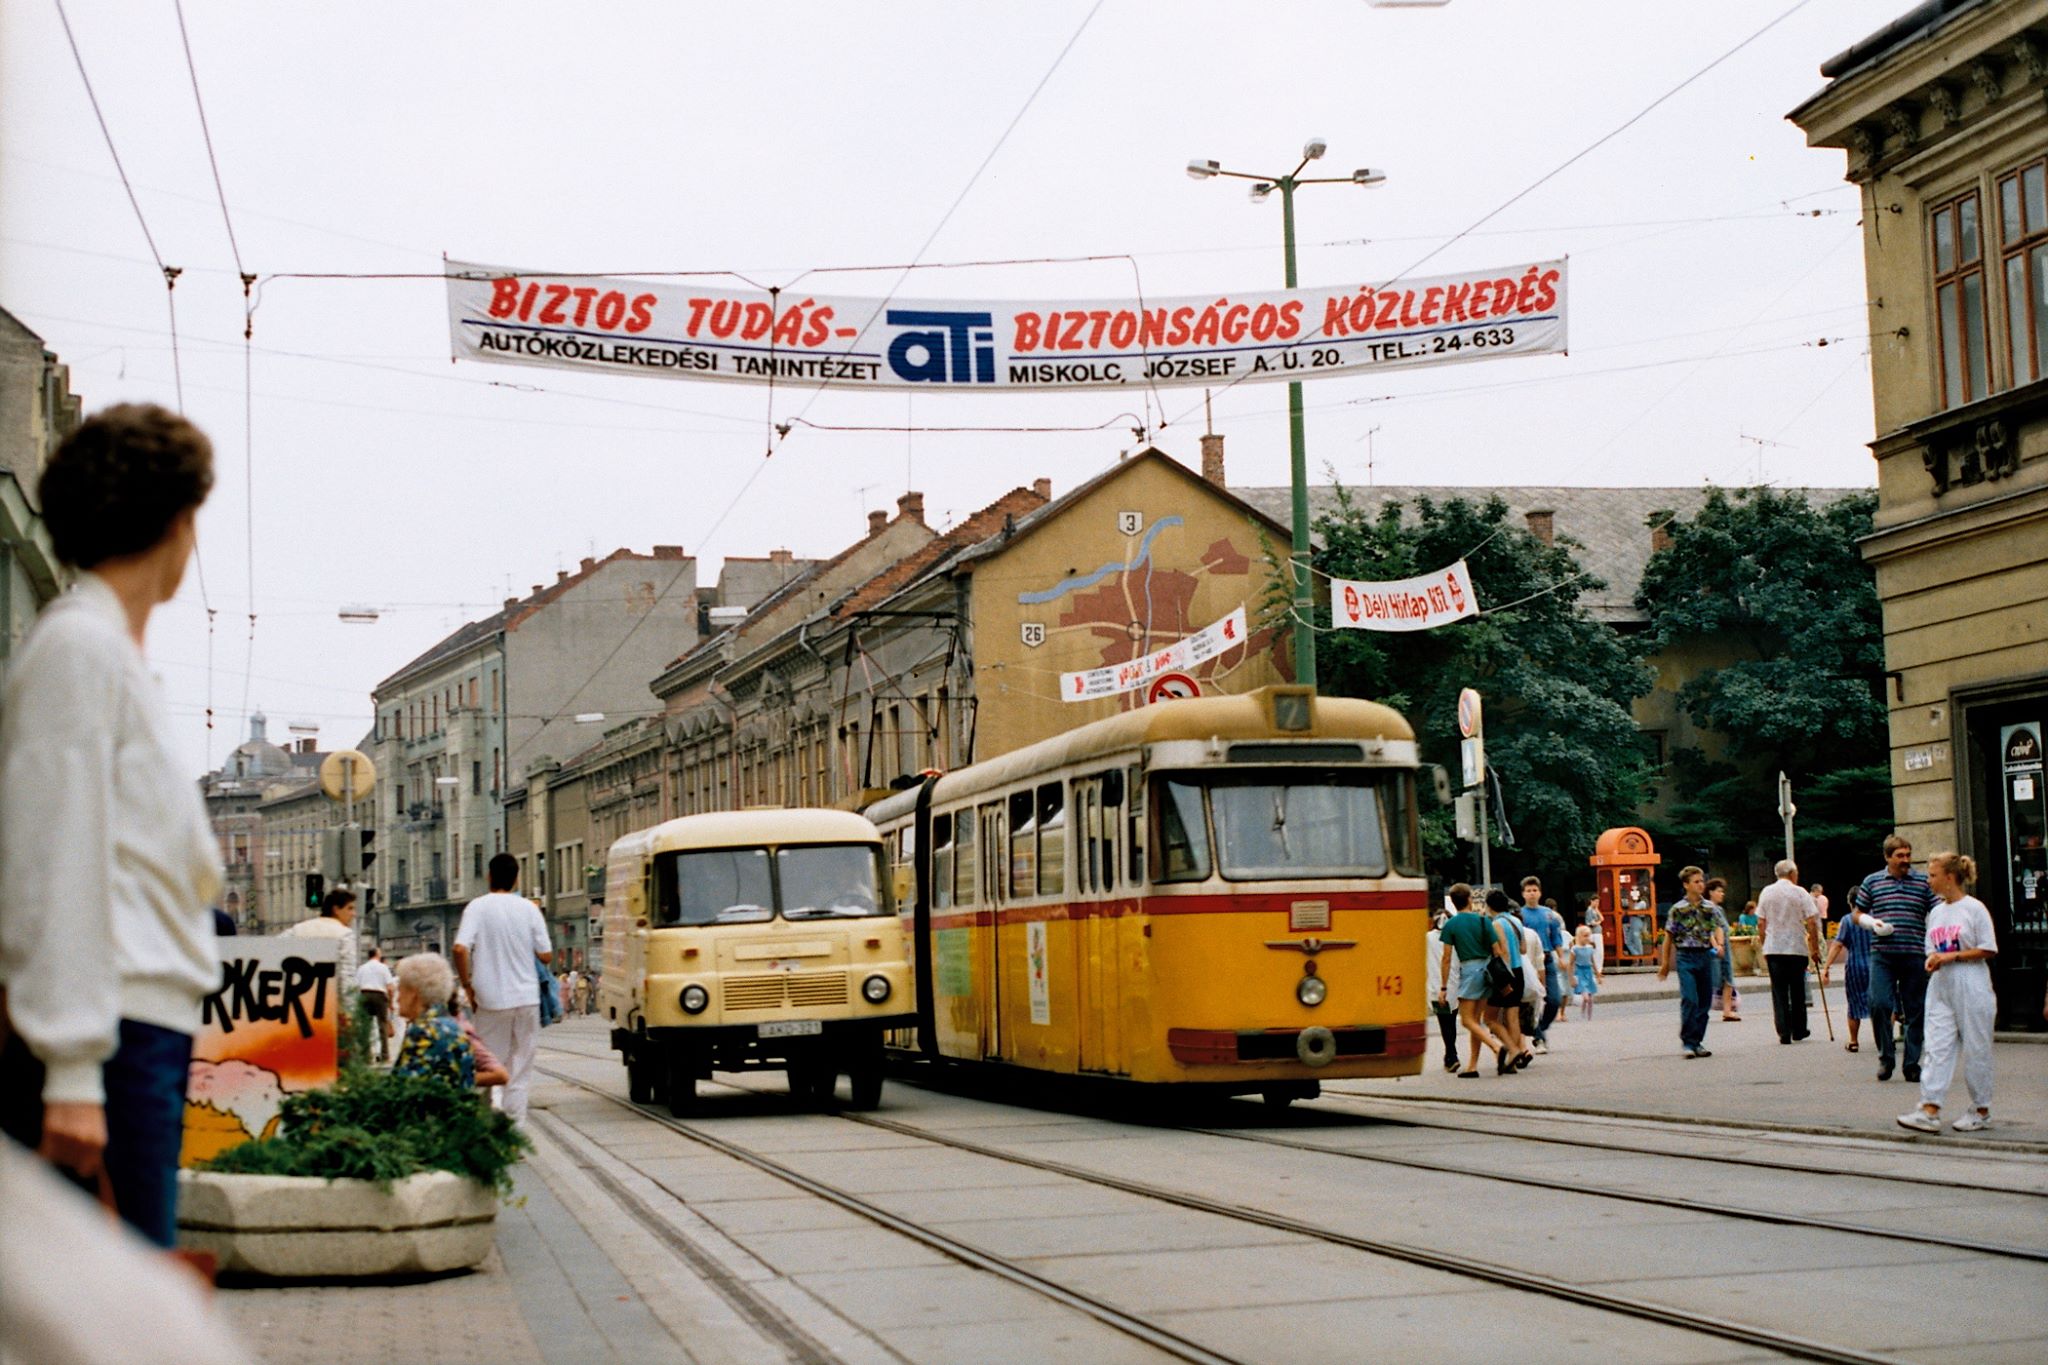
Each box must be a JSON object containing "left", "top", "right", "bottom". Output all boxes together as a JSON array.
[{"left": 1186, "top": 141, "right": 1385, "bottom": 689}]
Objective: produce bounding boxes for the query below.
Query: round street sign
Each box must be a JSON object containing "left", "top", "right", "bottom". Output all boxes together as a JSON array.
[
  {"left": 320, "top": 748, "right": 377, "bottom": 803},
  {"left": 1148, "top": 671, "right": 1200, "bottom": 703},
  {"left": 1457, "top": 688, "right": 1483, "bottom": 739}
]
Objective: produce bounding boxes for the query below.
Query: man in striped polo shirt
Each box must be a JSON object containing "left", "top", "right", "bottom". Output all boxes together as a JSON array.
[{"left": 1851, "top": 835, "right": 1935, "bottom": 1083}]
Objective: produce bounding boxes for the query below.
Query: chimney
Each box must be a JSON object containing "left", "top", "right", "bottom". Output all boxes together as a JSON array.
[
  {"left": 504, "top": 597, "right": 520, "bottom": 611},
  {"left": 867, "top": 509, "right": 889, "bottom": 536},
  {"left": 1651, "top": 522, "right": 1674, "bottom": 554},
  {"left": 1525, "top": 509, "right": 1555, "bottom": 546},
  {"left": 897, "top": 491, "right": 926, "bottom": 525},
  {"left": 579, "top": 556, "right": 596, "bottom": 573},
  {"left": 531, "top": 584, "right": 543, "bottom": 596},
  {"left": 1032, "top": 478, "right": 1052, "bottom": 501},
  {"left": 652, "top": 544, "right": 685, "bottom": 560},
  {"left": 769, "top": 548, "right": 793, "bottom": 564},
  {"left": 1199, "top": 433, "right": 1226, "bottom": 486}
]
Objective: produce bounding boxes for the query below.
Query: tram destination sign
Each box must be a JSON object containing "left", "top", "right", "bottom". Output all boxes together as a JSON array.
[{"left": 445, "top": 259, "right": 1567, "bottom": 393}]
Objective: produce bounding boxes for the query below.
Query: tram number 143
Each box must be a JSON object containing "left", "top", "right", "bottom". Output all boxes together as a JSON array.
[{"left": 1376, "top": 975, "right": 1403, "bottom": 996}]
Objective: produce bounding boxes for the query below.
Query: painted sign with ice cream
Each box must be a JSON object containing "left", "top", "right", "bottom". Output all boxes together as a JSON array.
[{"left": 180, "top": 936, "right": 341, "bottom": 1166}]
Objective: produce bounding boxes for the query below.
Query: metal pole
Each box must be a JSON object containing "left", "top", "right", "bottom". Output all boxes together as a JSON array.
[
  {"left": 1477, "top": 779, "right": 1492, "bottom": 890},
  {"left": 1280, "top": 176, "right": 1316, "bottom": 689}
]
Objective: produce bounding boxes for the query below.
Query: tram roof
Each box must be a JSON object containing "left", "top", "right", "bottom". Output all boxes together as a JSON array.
[
  {"left": 870, "top": 688, "right": 1414, "bottom": 820},
  {"left": 622, "top": 808, "right": 881, "bottom": 856}
]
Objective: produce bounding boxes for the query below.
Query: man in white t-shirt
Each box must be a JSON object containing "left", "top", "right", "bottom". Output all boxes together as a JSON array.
[
  {"left": 354, "top": 947, "right": 396, "bottom": 1062},
  {"left": 1756, "top": 859, "right": 1823, "bottom": 1045},
  {"left": 453, "top": 854, "right": 552, "bottom": 1122}
]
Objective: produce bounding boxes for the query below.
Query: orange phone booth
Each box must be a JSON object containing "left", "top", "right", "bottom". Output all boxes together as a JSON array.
[{"left": 1589, "top": 827, "right": 1661, "bottom": 966}]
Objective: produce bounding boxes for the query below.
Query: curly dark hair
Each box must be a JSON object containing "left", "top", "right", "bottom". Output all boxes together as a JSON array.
[{"left": 39, "top": 403, "right": 214, "bottom": 569}]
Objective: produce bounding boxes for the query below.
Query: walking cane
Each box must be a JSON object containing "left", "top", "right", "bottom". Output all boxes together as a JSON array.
[{"left": 1813, "top": 953, "right": 1835, "bottom": 1042}]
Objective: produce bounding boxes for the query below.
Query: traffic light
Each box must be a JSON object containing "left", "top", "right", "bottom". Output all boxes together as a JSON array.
[
  {"left": 319, "top": 829, "right": 344, "bottom": 884},
  {"left": 348, "top": 826, "right": 376, "bottom": 879},
  {"left": 303, "top": 872, "right": 325, "bottom": 910}
]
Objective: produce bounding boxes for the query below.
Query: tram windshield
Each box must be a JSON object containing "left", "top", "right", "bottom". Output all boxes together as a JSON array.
[
  {"left": 653, "top": 843, "right": 887, "bottom": 925},
  {"left": 1156, "top": 771, "right": 1415, "bottom": 882}
]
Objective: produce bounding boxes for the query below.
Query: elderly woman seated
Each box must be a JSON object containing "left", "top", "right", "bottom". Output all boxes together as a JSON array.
[{"left": 391, "top": 952, "right": 510, "bottom": 1089}]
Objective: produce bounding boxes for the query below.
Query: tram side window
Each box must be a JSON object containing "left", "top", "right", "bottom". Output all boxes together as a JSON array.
[
  {"left": 932, "top": 813, "right": 953, "bottom": 910},
  {"left": 1075, "top": 780, "right": 1100, "bottom": 894},
  {"left": 1008, "top": 790, "right": 1037, "bottom": 898},
  {"left": 1385, "top": 773, "right": 1423, "bottom": 876},
  {"left": 1155, "top": 778, "right": 1211, "bottom": 882},
  {"left": 954, "top": 811, "right": 978, "bottom": 907},
  {"left": 1037, "top": 782, "right": 1066, "bottom": 898},
  {"left": 1127, "top": 766, "right": 1146, "bottom": 887}
]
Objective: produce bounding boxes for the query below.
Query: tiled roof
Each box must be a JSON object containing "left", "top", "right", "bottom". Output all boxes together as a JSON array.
[
  {"left": 374, "top": 547, "right": 675, "bottom": 692},
  {"left": 831, "top": 486, "right": 1049, "bottom": 618},
  {"left": 1234, "top": 484, "right": 1869, "bottom": 623}
]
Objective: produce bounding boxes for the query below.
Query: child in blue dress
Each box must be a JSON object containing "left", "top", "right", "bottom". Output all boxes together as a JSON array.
[{"left": 1572, "top": 925, "right": 1600, "bottom": 1019}]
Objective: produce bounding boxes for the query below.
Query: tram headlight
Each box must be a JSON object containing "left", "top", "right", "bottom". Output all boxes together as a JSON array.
[
  {"left": 1296, "top": 973, "right": 1328, "bottom": 1007},
  {"left": 680, "top": 984, "right": 709, "bottom": 1014},
  {"left": 862, "top": 974, "right": 892, "bottom": 1004}
]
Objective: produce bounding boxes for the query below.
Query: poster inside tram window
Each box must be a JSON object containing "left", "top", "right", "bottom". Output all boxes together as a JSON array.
[{"left": 180, "top": 936, "right": 340, "bottom": 1167}]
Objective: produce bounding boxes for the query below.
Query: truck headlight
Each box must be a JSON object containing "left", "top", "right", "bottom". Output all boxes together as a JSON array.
[
  {"left": 1297, "top": 974, "right": 1327, "bottom": 1007},
  {"left": 680, "top": 984, "right": 709, "bottom": 1014},
  {"left": 862, "top": 974, "right": 892, "bottom": 1004}
]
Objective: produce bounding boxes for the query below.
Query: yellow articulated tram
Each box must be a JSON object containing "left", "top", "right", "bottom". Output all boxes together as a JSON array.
[
  {"left": 600, "top": 809, "right": 916, "bottom": 1115},
  {"left": 863, "top": 686, "right": 1429, "bottom": 1105}
]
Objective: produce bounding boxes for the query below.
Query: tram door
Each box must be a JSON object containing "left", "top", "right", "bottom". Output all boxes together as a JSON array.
[
  {"left": 1073, "top": 772, "right": 1124, "bottom": 1074},
  {"left": 978, "top": 802, "right": 1006, "bottom": 1061}
]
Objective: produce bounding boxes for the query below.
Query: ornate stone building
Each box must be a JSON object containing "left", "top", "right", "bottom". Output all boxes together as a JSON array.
[{"left": 1790, "top": 0, "right": 2048, "bottom": 1024}]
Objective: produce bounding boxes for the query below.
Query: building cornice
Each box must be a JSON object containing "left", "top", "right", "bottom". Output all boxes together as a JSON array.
[{"left": 1859, "top": 477, "right": 2048, "bottom": 562}]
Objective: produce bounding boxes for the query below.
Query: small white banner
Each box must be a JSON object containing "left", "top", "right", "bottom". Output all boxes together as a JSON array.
[
  {"left": 444, "top": 260, "right": 1566, "bottom": 393},
  {"left": 1060, "top": 606, "right": 1249, "bottom": 702},
  {"left": 1331, "top": 560, "right": 1478, "bottom": 632}
]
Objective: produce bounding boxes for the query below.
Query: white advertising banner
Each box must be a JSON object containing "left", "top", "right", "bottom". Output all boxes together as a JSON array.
[
  {"left": 445, "top": 259, "right": 1566, "bottom": 393},
  {"left": 1061, "top": 606, "right": 1249, "bottom": 702},
  {"left": 1331, "top": 560, "right": 1478, "bottom": 632}
]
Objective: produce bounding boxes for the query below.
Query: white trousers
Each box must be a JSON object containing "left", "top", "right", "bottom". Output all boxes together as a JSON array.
[
  {"left": 472, "top": 1005, "right": 540, "bottom": 1123},
  {"left": 1919, "top": 965, "right": 1996, "bottom": 1113}
]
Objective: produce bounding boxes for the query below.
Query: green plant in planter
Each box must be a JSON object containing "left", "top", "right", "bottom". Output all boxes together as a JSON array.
[{"left": 204, "top": 1068, "right": 530, "bottom": 1195}]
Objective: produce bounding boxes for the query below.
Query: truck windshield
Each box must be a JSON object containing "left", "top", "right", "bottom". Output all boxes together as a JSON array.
[
  {"left": 1156, "top": 772, "right": 1399, "bottom": 882},
  {"left": 652, "top": 843, "right": 886, "bottom": 924},
  {"left": 777, "top": 844, "right": 887, "bottom": 919}
]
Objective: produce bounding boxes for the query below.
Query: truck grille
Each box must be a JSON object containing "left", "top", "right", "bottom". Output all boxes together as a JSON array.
[{"left": 723, "top": 973, "right": 848, "bottom": 1011}]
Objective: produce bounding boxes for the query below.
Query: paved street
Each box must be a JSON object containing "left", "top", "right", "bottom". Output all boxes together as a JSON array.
[{"left": 214, "top": 1010, "right": 2048, "bottom": 1365}]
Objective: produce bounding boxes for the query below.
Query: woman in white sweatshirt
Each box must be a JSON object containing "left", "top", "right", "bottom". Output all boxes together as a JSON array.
[{"left": 0, "top": 404, "right": 222, "bottom": 1248}]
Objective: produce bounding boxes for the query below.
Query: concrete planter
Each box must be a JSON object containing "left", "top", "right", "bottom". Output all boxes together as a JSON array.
[{"left": 177, "top": 1168, "right": 497, "bottom": 1278}]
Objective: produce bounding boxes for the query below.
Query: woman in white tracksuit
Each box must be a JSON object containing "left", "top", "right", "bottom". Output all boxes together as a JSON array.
[{"left": 1897, "top": 852, "right": 1998, "bottom": 1135}]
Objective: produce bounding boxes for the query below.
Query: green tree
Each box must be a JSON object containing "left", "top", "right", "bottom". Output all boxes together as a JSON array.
[
  {"left": 1635, "top": 488, "right": 1890, "bottom": 880},
  {"left": 1310, "top": 487, "right": 1653, "bottom": 882}
]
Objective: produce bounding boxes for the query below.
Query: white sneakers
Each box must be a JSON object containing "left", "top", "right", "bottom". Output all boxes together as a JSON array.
[{"left": 1898, "top": 1109, "right": 1993, "bottom": 1133}]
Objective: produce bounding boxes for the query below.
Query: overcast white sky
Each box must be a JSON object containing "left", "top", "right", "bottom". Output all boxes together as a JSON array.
[{"left": 2, "top": 0, "right": 1894, "bottom": 780}]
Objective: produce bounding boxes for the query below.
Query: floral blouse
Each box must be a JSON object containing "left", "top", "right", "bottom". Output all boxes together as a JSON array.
[{"left": 392, "top": 1004, "right": 475, "bottom": 1089}]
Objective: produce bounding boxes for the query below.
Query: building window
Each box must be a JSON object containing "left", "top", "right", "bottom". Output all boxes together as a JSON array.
[
  {"left": 1932, "top": 190, "right": 1990, "bottom": 408},
  {"left": 1998, "top": 159, "right": 2048, "bottom": 387},
  {"left": 472, "top": 760, "right": 482, "bottom": 795}
]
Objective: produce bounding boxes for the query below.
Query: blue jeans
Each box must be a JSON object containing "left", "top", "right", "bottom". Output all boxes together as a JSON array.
[
  {"left": 1868, "top": 952, "right": 1926, "bottom": 1072},
  {"left": 1675, "top": 948, "right": 1715, "bottom": 1051},
  {"left": 0, "top": 1019, "right": 193, "bottom": 1248},
  {"left": 1537, "top": 960, "right": 1562, "bottom": 1040}
]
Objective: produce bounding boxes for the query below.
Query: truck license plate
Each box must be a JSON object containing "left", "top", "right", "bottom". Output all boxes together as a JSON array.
[{"left": 758, "top": 1020, "right": 822, "bottom": 1038}]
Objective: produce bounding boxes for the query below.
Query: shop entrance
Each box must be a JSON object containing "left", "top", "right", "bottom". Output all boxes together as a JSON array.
[{"left": 1960, "top": 690, "right": 2048, "bottom": 1029}]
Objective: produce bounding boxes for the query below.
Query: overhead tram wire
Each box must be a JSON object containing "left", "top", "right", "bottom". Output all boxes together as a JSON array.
[
  {"left": 1156, "top": 0, "right": 1825, "bottom": 438},
  {"left": 508, "top": 2, "right": 1115, "bottom": 738},
  {"left": 53, "top": 0, "right": 223, "bottom": 761},
  {"left": 172, "top": 0, "right": 262, "bottom": 740}
]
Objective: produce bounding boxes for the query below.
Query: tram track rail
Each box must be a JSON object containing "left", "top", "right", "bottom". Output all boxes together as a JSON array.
[
  {"left": 535, "top": 1061, "right": 1244, "bottom": 1365},
  {"left": 535, "top": 1051, "right": 1899, "bottom": 1365}
]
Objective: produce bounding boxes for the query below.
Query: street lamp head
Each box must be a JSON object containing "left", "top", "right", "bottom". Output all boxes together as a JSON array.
[
  {"left": 1302, "top": 137, "right": 1328, "bottom": 162},
  {"left": 1248, "top": 181, "right": 1274, "bottom": 204},
  {"left": 1351, "top": 167, "right": 1388, "bottom": 186},
  {"left": 1186, "top": 158, "right": 1220, "bottom": 181}
]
